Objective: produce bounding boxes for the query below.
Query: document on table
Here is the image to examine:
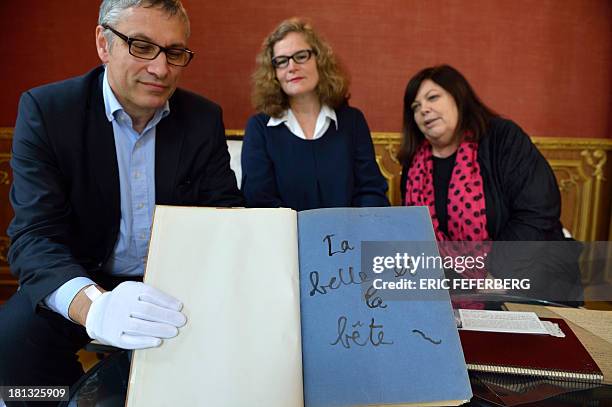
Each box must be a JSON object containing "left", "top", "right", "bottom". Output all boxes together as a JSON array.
[{"left": 458, "top": 309, "right": 547, "bottom": 334}]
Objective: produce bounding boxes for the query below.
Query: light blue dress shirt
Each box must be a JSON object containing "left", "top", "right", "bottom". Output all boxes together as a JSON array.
[{"left": 44, "top": 68, "right": 169, "bottom": 320}]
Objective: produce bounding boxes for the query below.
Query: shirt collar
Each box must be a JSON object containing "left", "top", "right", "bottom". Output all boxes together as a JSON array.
[
  {"left": 320, "top": 104, "right": 338, "bottom": 130},
  {"left": 102, "top": 67, "right": 170, "bottom": 124},
  {"left": 267, "top": 104, "right": 338, "bottom": 130}
]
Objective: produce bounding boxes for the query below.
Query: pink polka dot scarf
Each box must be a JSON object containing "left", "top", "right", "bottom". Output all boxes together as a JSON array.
[
  {"left": 405, "top": 139, "right": 490, "bottom": 308},
  {"left": 405, "top": 139, "right": 490, "bottom": 244}
]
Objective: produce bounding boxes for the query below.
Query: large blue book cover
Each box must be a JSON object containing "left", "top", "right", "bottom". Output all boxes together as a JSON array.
[
  {"left": 297, "top": 206, "right": 472, "bottom": 407},
  {"left": 132, "top": 206, "right": 470, "bottom": 406}
]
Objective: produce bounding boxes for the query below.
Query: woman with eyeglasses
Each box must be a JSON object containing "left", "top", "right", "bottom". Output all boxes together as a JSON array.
[{"left": 241, "top": 18, "right": 389, "bottom": 211}]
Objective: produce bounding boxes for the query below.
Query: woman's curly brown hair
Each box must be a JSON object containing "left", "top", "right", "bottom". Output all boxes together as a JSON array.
[{"left": 252, "top": 18, "right": 350, "bottom": 118}]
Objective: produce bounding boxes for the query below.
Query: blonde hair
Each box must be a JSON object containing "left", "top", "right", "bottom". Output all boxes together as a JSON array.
[{"left": 251, "top": 18, "right": 350, "bottom": 118}]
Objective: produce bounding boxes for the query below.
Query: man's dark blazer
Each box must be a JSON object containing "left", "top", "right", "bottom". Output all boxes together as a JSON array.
[{"left": 8, "top": 66, "right": 244, "bottom": 310}]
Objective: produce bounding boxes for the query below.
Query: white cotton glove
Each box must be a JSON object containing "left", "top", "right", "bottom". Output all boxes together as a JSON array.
[{"left": 85, "top": 281, "right": 187, "bottom": 350}]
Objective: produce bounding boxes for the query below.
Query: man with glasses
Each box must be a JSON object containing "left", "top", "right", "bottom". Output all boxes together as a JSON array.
[{"left": 0, "top": 0, "right": 242, "bottom": 400}]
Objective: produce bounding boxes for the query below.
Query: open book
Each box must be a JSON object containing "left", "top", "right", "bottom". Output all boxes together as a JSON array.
[{"left": 126, "top": 206, "right": 472, "bottom": 407}]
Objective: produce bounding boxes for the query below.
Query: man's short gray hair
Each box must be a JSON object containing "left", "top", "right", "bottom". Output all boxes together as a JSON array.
[{"left": 99, "top": 0, "right": 190, "bottom": 47}]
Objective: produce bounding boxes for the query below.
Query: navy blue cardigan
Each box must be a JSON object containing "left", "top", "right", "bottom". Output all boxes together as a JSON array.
[{"left": 241, "top": 105, "right": 389, "bottom": 211}]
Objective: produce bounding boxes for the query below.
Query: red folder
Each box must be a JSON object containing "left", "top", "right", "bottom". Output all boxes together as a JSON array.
[{"left": 459, "top": 317, "right": 603, "bottom": 383}]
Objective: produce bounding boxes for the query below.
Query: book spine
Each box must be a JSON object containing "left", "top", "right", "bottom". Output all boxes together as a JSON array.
[{"left": 466, "top": 363, "right": 603, "bottom": 384}]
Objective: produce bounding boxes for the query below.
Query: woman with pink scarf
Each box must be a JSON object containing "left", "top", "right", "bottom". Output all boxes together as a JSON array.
[{"left": 398, "top": 65, "right": 582, "bottom": 306}]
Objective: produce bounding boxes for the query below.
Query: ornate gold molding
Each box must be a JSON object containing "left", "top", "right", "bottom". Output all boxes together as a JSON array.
[
  {"left": 580, "top": 149, "right": 608, "bottom": 182},
  {"left": 0, "top": 236, "right": 8, "bottom": 266},
  {"left": 3, "top": 127, "right": 610, "bottom": 147},
  {"left": 555, "top": 169, "right": 580, "bottom": 193},
  {"left": 532, "top": 137, "right": 612, "bottom": 150},
  {"left": 371, "top": 132, "right": 402, "bottom": 143},
  {"left": 375, "top": 154, "right": 396, "bottom": 203},
  {"left": 548, "top": 160, "right": 592, "bottom": 240},
  {"left": 0, "top": 128, "right": 13, "bottom": 140},
  {"left": 225, "top": 129, "right": 244, "bottom": 137},
  {"left": 0, "top": 157, "right": 10, "bottom": 186}
]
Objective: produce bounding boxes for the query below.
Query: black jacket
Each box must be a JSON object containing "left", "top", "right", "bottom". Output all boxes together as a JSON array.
[{"left": 8, "top": 66, "right": 243, "bottom": 309}]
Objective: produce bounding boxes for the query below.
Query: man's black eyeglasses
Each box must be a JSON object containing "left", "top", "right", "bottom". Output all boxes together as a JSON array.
[
  {"left": 102, "top": 25, "right": 194, "bottom": 67},
  {"left": 271, "top": 49, "right": 316, "bottom": 69}
]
